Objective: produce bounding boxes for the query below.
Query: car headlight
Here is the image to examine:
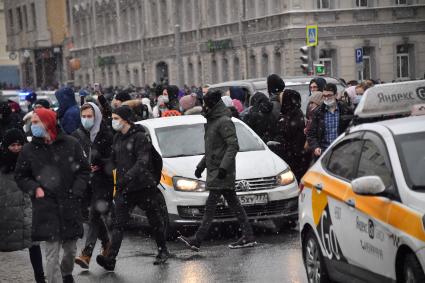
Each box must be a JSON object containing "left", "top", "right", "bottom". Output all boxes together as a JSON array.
[
  {"left": 277, "top": 170, "right": 295, "bottom": 186},
  {"left": 173, "top": 177, "right": 206, "bottom": 192}
]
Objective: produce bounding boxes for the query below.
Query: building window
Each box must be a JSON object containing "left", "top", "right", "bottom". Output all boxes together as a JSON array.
[
  {"left": 396, "top": 0, "right": 407, "bottom": 4},
  {"left": 211, "top": 59, "right": 218, "bottom": 83},
  {"left": 249, "top": 55, "right": 257, "bottom": 78},
  {"left": 156, "top": 61, "right": 169, "bottom": 84},
  {"left": 17, "top": 7, "right": 23, "bottom": 31},
  {"left": 357, "top": 47, "right": 374, "bottom": 81},
  {"left": 396, "top": 45, "right": 410, "bottom": 80},
  {"left": 233, "top": 57, "right": 240, "bottom": 80},
  {"left": 317, "top": 0, "right": 330, "bottom": 9},
  {"left": 31, "top": 3, "right": 36, "bottom": 29},
  {"left": 356, "top": 0, "right": 368, "bottom": 7},
  {"left": 320, "top": 58, "right": 333, "bottom": 76},
  {"left": 261, "top": 53, "right": 269, "bottom": 77},
  {"left": 187, "top": 61, "right": 194, "bottom": 85},
  {"left": 222, "top": 57, "right": 229, "bottom": 81},
  {"left": 8, "top": 9, "right": 13, "bottom": 30},
  {"left": 274, "top": 52, "right": 282, "bottom": 75},
  {"left": 133, "top": 69, "right": 139, "bottom": 86},
  {"left": 319, "top": 49, "right": 335, "bottom": 77},
  {"left": 23, "top": 5, "right": 28, "bottom": 31}
]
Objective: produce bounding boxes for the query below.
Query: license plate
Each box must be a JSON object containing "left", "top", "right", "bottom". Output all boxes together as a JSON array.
[{"left": 238, "top": 194, "right": 268, "bottom": 206}]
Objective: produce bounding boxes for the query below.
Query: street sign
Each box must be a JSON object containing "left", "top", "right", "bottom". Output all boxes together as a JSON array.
[
  {"left": 355, "top": 48, "right": 363, "bottom": 64},
  {"left": 306, "top": 25, "right": 318, "bottom": 47}
]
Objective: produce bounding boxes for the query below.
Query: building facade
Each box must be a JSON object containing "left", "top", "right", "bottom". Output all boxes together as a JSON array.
[
  {"left": 69, "top": 0, "right": 425, "bottom": 88},
  {"left": 4, "top": 0, "right": 70, "bottom": 89},
  {"left": 0, "top": 0, "right": 19, "bottom": 88}
]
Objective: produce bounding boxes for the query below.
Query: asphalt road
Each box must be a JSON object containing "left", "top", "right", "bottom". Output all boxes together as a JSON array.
[{"left": 0, "top": 222, "right": 308, "bottom": 283}]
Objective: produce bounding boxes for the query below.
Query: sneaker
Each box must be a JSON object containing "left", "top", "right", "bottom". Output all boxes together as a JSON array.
[
  {"left": 178, "top": 236, "right": 200, "bottom": 252},
  {"left": 153, "top": 248, "right": 170, "bottom": 265},
  {"left": 101, "top": 241, "right": 111, "bottom": 257},
  {"left": 228, "top": 236, "right": 257, "bottom": 249},
  {"left": 75, "top": 253, "right": 91, "bottom": 269},
  {"left": 63, "top": 275, "right": 75, "bottom": 283},
  {"left": 96, "top": 255, "right": 116, "bottom": 271}
]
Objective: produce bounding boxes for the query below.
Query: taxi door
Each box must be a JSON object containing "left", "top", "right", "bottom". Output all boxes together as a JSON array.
[{"left": 344, "top": 132, "right": 398, "bottom": 281}]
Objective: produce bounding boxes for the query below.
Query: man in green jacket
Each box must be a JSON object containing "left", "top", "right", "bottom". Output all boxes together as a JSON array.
[{"left": 178, "top": 90, "right": 256, "bottom": 251}]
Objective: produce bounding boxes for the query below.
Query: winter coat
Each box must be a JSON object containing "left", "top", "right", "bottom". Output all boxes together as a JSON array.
[
  {"left": 274, "top": 90, "right": 307, "bottom": 181},
  {"left": 197, "top": 101, "right": 239, "bottom": 190},
  {"left": 14, "top": 132, "right": 90, "bottom": 241},
  {"left": 55, "top": 87, "right": 81, "bottom": 134},
  {"left": 72, "top": 123, "right": 114, "bottom": 202},
  {"left": 112, "top": 124, "right": 157, "bottom": 194},
  {"left": 243, "top": 92, "right": 276, "bottom": 143},
  {"left": 0, "top": 171, "right": 32, "bottom": 252},
  {"left": 306, "top": 101, "right": 353, "bottom": 151}
]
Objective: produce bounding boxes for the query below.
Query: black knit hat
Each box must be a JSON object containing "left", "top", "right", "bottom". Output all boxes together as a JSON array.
[
  {"left": 2, "top": 129, "right": 26, "bottom": 148},
  {"left": 267, "top": 74, "right": 285, "bottom": 95},
  {"left": 114, "top": 91, "right": 132, "bottom": 102},
  {"left": 34, "top": 99, "right": 50, "bottom": 109},
  {"left": 113, "top": 106, "right": 134, "bottom": 123},
  {"left": 204, "top": 90, "right": 223, "bottom": 109}
]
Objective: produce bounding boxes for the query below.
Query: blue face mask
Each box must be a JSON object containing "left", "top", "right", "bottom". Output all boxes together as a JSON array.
[
  {"left": 81, "top": 117, "right": 94, "bottom": 130},
  {"left": 112, "top": 119, "right": 123, "bottom": 131},
  {"left": 31, "top": 124, "right": 46, "bottom": 138}
]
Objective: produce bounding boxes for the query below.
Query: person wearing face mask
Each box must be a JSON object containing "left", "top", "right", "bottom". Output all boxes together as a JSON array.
[
  {"left": 55, "top": 87, "right": 81, "bottom": 135},
  {"left": 96, "top": 106, "right": 169, "bottom": 270},
  {"left": 178, "top": 90, "right": 256, "bottom": 251},
  {"left": 307, "top": 83, "right": 353, "bottom": 158},
  {"left": 14, "top": 107, "right": 90, "bottom": 283},
  {"left": 0, "top": 129, "right": 46, "bottom": 283},
  {"left": 72, "top": 103, "right": 114, "bottom": 270}
]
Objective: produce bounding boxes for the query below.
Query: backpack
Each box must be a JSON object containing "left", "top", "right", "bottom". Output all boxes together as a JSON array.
[{"left": 146, "top": 134, "right": 163, "bottom": 186}]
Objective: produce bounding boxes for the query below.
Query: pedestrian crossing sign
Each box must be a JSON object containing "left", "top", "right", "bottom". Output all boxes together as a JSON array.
[{"left": 306, "top": 25, "right": 318, "bottom": 47}]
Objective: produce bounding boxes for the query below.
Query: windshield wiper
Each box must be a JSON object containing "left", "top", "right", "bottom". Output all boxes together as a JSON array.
[{"left": 412, "top": 185, "right": 425, "bottom": 191}]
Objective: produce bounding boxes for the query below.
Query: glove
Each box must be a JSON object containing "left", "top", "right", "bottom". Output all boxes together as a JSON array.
[
  {"left": 195, "top": 168, "right": 203, "bottom": 179},
  {"left": 218, "top": 168, "right": 227, "bottom": 179}
]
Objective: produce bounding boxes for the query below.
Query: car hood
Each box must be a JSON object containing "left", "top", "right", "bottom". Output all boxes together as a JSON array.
[{"left": 163, "top": 150, "right": 288, "bottom": 181}]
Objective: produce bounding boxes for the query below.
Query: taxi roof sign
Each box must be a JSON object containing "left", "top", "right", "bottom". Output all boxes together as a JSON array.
[{"left": 354, "top": 80, "right": 425, "bottom": 118}]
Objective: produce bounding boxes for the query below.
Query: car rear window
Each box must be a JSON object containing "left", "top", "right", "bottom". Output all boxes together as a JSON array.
[
  {"left": 155, "top": 122, "right": 265, "bottom": 158},
  {"left": 395, "top": 132, "right": 425, "bottom": 191}
]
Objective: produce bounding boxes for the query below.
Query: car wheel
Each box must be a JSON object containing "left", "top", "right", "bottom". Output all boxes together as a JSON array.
[
  {"left": 402, "top": 253, "right": 425, "bottom": 283},
  {"left": 303, "top": 230, "right": 330, "bottom": 283}
]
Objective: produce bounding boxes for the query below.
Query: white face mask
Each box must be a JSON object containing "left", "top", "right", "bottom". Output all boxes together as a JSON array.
[
  {"left": 324, "top": 98, "right": 336, "bottom": 107},
  {"left": 353, "top": 95, "right": 362, "bottom": 105},
  {"left": 112, "top": 119, "right": 123, "bottom": 131}
]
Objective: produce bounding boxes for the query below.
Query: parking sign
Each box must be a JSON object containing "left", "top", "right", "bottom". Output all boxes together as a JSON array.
[
  {"left": 355, "top": 48, "right": 363, "bottom": 64},
  {"left": 306, "top": 25, "right": 318, "bottom": 47}
]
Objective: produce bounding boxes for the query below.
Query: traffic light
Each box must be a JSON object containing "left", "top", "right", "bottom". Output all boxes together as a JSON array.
[
  {"left": 300, "top": 46, "right": 312, "bottom": 75},
  {"left": 314, "top": 64, "right": 325, "bottom": 75}
]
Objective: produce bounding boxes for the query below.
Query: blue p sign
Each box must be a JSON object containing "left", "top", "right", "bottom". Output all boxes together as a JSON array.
[{"left": 355, "top": 48, "right": 363, "bottom": 64}]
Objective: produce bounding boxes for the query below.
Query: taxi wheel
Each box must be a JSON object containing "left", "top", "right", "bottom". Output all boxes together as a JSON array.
[
  {"left": 303, "top": 230, "right": 330, "bottom": 283},
  {"left": 402, "top": 253, "right": 425, "bottom": 283}
]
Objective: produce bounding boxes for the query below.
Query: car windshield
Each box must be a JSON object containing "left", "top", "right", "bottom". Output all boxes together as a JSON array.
[
  {"left": 155, "top": 122, "right": 265, "bottom": 158},
  {"left": 395, "top": 132, "right": 425, "bottom": 191}
]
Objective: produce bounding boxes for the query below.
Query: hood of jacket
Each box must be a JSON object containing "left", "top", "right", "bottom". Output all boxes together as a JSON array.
[
  {"left": 204, "top": 100, "right": 231, "bottom": 121},
  {"left": 251, "top": 92, "right": 273, "bottom": 113},
  {"left": 281, "top": 89, "right": 301, "bottom": 115},
  {"left": 55, "top": 87, "right": 77, "bottom": 117}
]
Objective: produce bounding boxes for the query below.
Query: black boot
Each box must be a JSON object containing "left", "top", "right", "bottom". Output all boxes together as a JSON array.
[
  {"left": 153, "top": 247, "right": 170, "bottom": 265},
  {"left": 96, "top": 255, "right": 116, "bottom": 271}
]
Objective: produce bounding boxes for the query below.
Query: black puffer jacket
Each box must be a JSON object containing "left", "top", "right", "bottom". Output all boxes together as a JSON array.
[
  {"left": 243, "top": 92, "right": 276, "bottom": 143},
  {"left": 112, "top": 124, "right": 157, "bottom": 193},
  {"left": 0, "top": 170, "right": 32, "bottom": 252},
  {"left": 274, "top": 90, "right": 307, "bottom": 181},
  {"left": 72, "top": 123, "right": 114, "bottom": 202},
  {"left": 15, "top": 132, "right": 90, "bottom": 241},
  {"left": 306, "top": 101, "right": 353, "bottom": 151}
]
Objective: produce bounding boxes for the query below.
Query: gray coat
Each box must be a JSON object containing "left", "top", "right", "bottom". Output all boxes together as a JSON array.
[
  {"left": 197, "top": 101, "right": 239, "bottom": 190},
  {"left": 0, "top": 171, "right": 32, "bottom": 252}
]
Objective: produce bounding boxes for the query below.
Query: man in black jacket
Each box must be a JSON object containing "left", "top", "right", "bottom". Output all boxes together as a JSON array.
[
  {"left": 72, "top": 102, "right": 114, "bottom": 270},
  {"left": 307, "top": 83, "right": 353, "bottom": 157},
  {"left": 96, "top": 106, "right": 169, "bottom": 271},
  {"left": 15, "top": 108, "right": 90, "bottom": 283}
]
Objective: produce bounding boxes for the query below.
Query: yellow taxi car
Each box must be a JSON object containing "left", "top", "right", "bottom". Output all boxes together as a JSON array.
[{"left": 299, "top": 80, "right": 425, "bottom": 283}]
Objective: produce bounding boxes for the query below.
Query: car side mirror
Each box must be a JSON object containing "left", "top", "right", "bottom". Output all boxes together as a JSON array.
[{"left": 351, "top": 176, "right": 385, "bottom": 195}]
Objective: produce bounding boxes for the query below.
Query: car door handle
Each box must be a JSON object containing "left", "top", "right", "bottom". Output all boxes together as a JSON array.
[
  {"left": 314, "top": 183, "right": 323, "bottom": 191},
  {"left": 345, "top": 198, "right": 356, "bottom": 208}
]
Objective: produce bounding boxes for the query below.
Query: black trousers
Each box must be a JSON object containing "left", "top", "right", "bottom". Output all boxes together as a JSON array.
[
  {"left": 195, "top": 189, "right": 253, "bottom": 242},
  {"left": 84, "top": 199, "right": 110, "bottom": 256},
  {"left": 109, "top": 190, "right": 167, "bottom": 258}
]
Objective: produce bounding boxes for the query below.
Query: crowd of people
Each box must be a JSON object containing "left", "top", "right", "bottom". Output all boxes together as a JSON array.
[{"left": 0, "top": 74, "right": 372, "bottom": 282}]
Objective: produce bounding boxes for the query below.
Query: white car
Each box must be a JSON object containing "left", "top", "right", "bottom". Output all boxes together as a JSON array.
[
  {"left": 299, "top": 80, "right": 425, "bottom": 283},
  {"left": 134, "top": 115, "right": 299, "bottom": 235}
]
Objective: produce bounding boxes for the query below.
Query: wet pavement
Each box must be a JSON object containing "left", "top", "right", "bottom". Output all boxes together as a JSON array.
[{"left": 0, "top": 223, "right": 307, "bottom": 283}]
